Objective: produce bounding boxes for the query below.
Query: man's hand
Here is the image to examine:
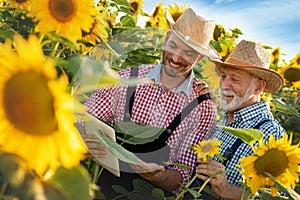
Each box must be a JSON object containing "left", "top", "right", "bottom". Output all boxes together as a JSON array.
[
  {"left": 195, "top": 159, "right": 243, "bottom": 200},
  {"left": 82, "top": 134, "right": 108, "bottom": 158},
  {"left": 130, "top": 158, "right": 165, "bottom": 181},
  {"left": 195, "top": 80, "right": 217, "bottom": 103}
]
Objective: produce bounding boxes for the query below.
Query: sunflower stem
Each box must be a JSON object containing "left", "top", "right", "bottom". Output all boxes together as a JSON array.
[
  {"left": 92, "top": 163, "right": 103, "bottom": 184},
  {"left": 0, "top": 180, "right": 8, "bottom": 199},
  {"left": 50, "top": 41, "right": 60, "bottom": 57},
  {"left": 175, "top": 175, "right": 197, "bottom": 200},
  {"left": 38, "top": 34, "right": 45, "bottom": 44}
]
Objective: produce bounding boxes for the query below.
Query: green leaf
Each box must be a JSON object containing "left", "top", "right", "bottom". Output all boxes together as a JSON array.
[
  {"left": 186, "top": 188, "right": 202, "bottom": 199},
  {"left": 68, "top": 56, "right": 123, "bottom": 94},
  {"left": 263, "top": 172, "right": 300, "bottom": 200},
  {"left": 111, "top": 0, "right": 130, "bottom": 7},
  {"left": 114, "top": 122, "right": 166, "bottom": 145},
  {"left": 47, "top": 165, "right": 92, "bottom": 200},
  {"left": 272, "top": 99, "right": 300, "bottom": 118},
  {"left": 0, "top": 153, "right": 67, "bottom": 200},
  {"left": 218, "top": 126, "right": 263, "bottom": 145},
  {"left": 42, "top": 182, "right": 67, "bottom": 200},
  {"left": 151, "top": 188, "right": 166, "bottom": 200},
  {"left": 120, "top": 16, "right": 136, "bottom": 27},
  {"left": 93, "top": 130, "right": 139, "bottom": 165}
]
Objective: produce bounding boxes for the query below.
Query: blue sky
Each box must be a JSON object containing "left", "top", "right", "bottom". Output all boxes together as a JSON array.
[{"left": 142, "top": 0, "right": 300, "bottom": 61}]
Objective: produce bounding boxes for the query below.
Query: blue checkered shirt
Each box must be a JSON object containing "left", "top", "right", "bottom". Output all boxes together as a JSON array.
[{"left": 211, "top": 102, "right": 285, "bottom": 187}]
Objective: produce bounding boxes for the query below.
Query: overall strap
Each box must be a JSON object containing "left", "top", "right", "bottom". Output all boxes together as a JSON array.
[
  {"left": 164, "top": 94, "right": 211, "bottom": 138},
  {"left": 223, "top": 119, "right": 271, "bottom": 166},
  {"left": 123, "top": 67, "right": 139, "bottom": 122},
  {"left": 143, "top": 93, "right": 211, "bottom": 152},
  {"left": 121, "top": 93, "right": 211, "bottom": 153}
]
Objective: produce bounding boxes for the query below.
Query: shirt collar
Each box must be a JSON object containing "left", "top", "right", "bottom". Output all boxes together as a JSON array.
[
  {"left": 146, "top": 62, "right": 194, "bottom": 97},
  {"left": 222, "top": 101, "right": 270, "bottom": 124}
]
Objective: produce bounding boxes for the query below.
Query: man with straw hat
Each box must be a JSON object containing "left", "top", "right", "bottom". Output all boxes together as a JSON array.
[
  {"left": 194, "top": 40, "right": 285, "bottom": 199},
  {"left": 80, "top": 7, "right": 221, "bottom": 199}
]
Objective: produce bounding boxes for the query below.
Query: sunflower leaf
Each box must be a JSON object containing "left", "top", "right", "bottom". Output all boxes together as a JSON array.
[
  {"left": 93, "top": 130, "right": 139, "bottom": 165},
  {"left": 272, "top": 99, "right": 300, "bottom": 118},
  {"left": 263, "top": 172, "right": 300, "bottom": 199},
  {"left": 46, "top": 165, "right": 91, "bottom": 200},
  {"left": 218, "top": 126, "right": 263, "bottom": 145},
  {"left": 0, "top": 153, "right": 68, "bottom": 200},
  {"left": 114, "top": 122, "right": 166, "bottom": 145}
]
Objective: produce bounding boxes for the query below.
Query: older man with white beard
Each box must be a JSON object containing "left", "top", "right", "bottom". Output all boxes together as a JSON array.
[{"left": 192, "top": 40, "right": 286, "bottom": 200}]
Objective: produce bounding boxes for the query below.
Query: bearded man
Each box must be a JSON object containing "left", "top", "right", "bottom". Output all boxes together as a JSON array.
[{"left": 193, "top": 40, "right": 286, "bottom": 200}]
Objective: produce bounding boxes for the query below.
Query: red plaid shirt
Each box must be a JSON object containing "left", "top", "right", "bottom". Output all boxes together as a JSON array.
[{"left": 84, "top": 63, "right": 217, "bottom": 191}]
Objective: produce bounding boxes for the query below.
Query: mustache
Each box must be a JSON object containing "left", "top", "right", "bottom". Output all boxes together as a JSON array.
[
  {"left": 166, "top": 55, "right": 187, "bottom": 68},
  {"left": 221, "top": 90, "right": 236, "bottom": 96}
]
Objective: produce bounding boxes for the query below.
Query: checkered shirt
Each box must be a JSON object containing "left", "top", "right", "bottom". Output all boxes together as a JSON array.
[
  {"left": 211, "top": 102, "right": 285, "bottom": 187},
  {"left": 84, "top": 63, "right": 217, "bottom": 191}
]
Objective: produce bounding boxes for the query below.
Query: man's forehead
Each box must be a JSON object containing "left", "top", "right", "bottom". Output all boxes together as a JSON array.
[
  {"left": 167, "top": 31, "right": 197, "bottom": 52},
  {"left": 221, "top": 66, "right": 253, "bottom": 77}
]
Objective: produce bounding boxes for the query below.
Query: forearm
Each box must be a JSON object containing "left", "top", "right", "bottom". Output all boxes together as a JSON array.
[
  {"left": 147, "top": 169, "right": 183, "bottom": 192},
  {"left": 215, "top": 184, "right": 248, "bottom": 200}
]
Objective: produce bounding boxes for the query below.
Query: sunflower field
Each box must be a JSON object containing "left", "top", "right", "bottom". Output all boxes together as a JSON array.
[{"left": 0, "top": 0, "right": 299, "bottom": 199}]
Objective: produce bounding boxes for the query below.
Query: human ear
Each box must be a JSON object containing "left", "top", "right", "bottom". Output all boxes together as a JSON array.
[{"left": 254, "top": 79, "right": 266, "bottom": 94}]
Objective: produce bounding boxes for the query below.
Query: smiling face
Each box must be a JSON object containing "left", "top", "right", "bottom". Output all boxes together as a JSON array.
[
  {"left": 219, "top": 66, "right": 262, "bottom": 112},
  {"left": 162, "top": 31, "right": 202, "bottom": 78}
]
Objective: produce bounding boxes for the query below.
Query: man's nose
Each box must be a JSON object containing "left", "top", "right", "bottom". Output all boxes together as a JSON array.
[
  {"left": 220, "top": 79, "right": 230, "bottom": 90},
  {"left": 172, "top": 54, "right": 182, "bottom": 63}
]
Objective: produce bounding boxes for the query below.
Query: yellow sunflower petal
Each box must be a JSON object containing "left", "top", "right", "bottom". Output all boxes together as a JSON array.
[
  {"left": 29, "top": 0, "right": 96, "bottom": 43},
  {"left": 0, "top": 34, "right": 87, "bottom": 176},
  {"left": 239, "top": 133, "right": 300, "bottom": 195},
  {"left": 193, "top": 139, "right": 222, "bottom": 162}
]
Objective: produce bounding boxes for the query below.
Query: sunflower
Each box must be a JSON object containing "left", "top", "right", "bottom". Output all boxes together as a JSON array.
[
  {"left": 191, "top": 139, "right": 222, "bottom": 162},
  {"left": 278, "top": 64, "right": 300, "bottom": 89},
  {"left": 6, "top": 0, "right": 31, "bottom": 10},
  {"left": 270, "top": 47, "right": 281, "bottom": 66},
  {"left": 238, "top": 134, "right": 300, "bottom": 196},
  {"left": 128, "top": 0, "right": 143, "bottom": 23},
  {"left": 80, "top": 9, "right": 109, "bottom": 54},
  {"left": 145, "top": 2, "right": 166, "bottom": 28},
  {"left": 290, "top": 52, "right": 300, "bottom": 65},
  {"left": 213, "top": 24, "right": 225, "bottom": 41},
  {"left": 200, "top": 58, "right": 220, "bottom": 90},
  {"left": 28, "top": 0, "right": 96, "bottom": 43},
  {"left": 0, "top": 34, "right": 87, "bottom": 176},
  {"left": 167, "top": 3, "right": 190, "bottom": 22}
]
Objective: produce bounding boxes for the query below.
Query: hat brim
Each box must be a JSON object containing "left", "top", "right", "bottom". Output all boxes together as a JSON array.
[
  {"left": 213, "top": 59, "right": 284, "bottom": 93},
  {"left": 171, "top": 27, "right": 221, "bottom": 60}
]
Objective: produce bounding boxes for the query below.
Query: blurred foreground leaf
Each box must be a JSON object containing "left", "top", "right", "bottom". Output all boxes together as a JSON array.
[{"left": 47, "top": 165, "right": 92, "bottom": 200}]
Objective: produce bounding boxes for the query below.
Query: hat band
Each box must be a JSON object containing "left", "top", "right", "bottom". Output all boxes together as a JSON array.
[{"left": 225, "top": 58, "right": 254, "bottom": 67}]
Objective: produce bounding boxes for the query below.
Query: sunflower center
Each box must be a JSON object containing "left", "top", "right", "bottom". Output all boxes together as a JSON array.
[
  {"left": 284, "top": 67, "right": 300, "bottom": 82},
  {"left": 130, "top": 2, "right": 138, "bottom": 13},
  {"left": 4, "top": 72, "right": 58, "bottom": 136},
  {"left": 152, "top": 6, "right": 159, "bottom": 18},
  {"left": 49, "top": 0, "right": 77, "bottom": 22},
  {"left": 254, "top": 148, "right": 288, "bottom": 178},
  {"left": 201, "top": 144, "right": 213, "bottom": 153}
]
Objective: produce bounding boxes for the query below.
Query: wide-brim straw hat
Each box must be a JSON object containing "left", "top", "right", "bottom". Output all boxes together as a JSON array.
[
  {"left": 165, "top": 8, "right": 221, "bottom": 60},
  {"left": 213, "top": 40, "right": 283, "bottom": 93}
]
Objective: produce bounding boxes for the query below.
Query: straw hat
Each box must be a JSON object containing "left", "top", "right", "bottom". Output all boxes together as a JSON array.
[
  {"left": 213, "top": 40, "right": 283, "bottom": 93},
  {"left": 165, "top": 8, "right": 221, "bottom": 60}
]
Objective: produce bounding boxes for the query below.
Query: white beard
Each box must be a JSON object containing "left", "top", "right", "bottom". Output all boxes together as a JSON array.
[{"left": 220, "top": 82, "right": 256, "bottom": 112}]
